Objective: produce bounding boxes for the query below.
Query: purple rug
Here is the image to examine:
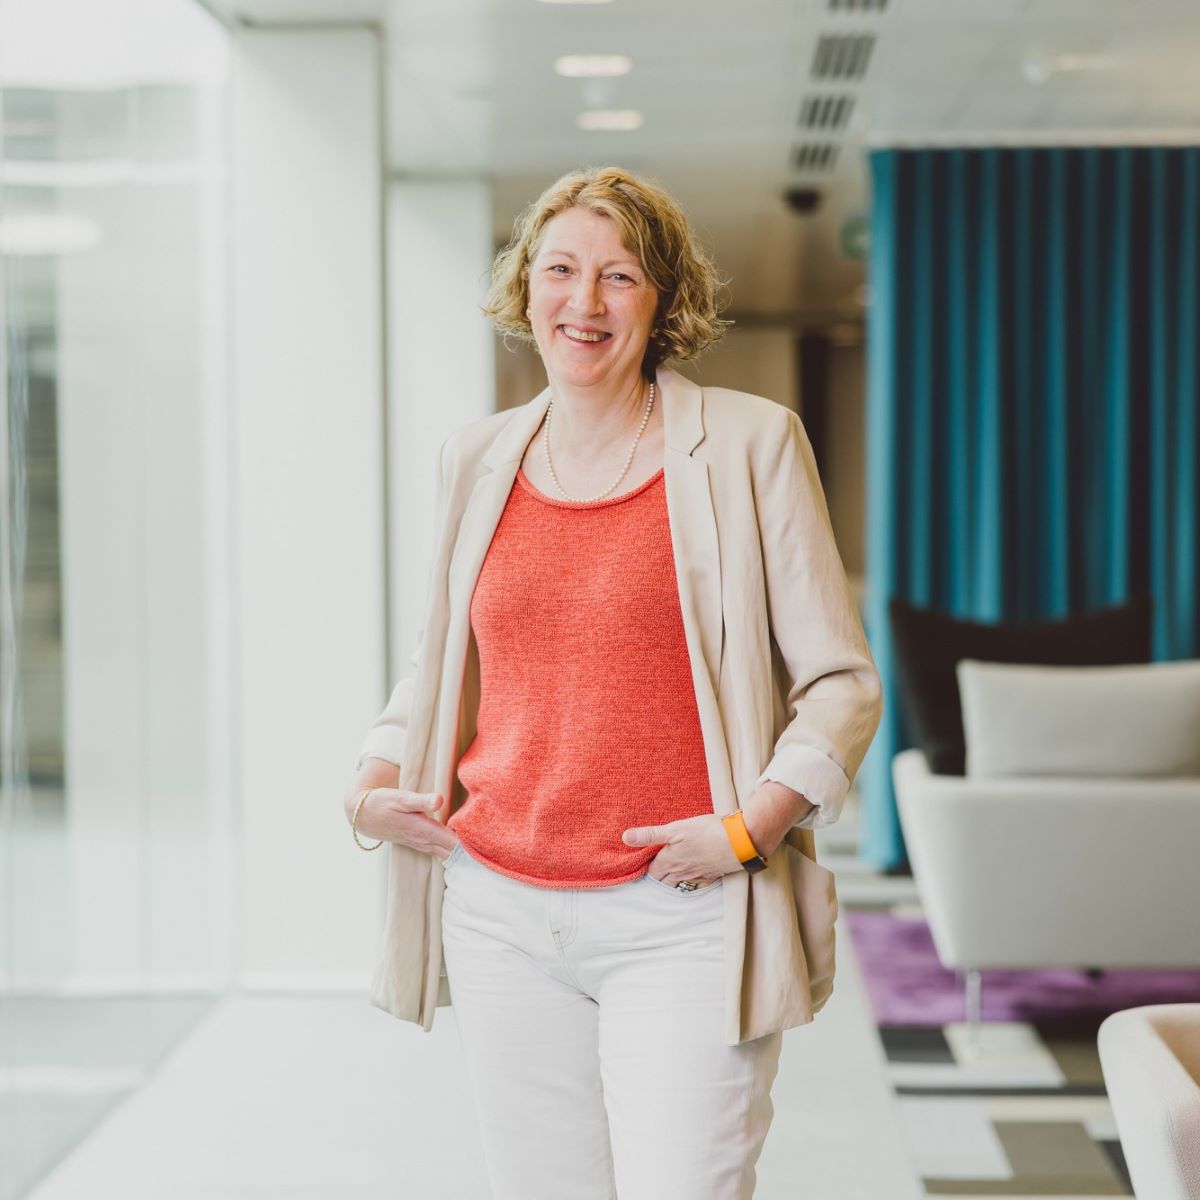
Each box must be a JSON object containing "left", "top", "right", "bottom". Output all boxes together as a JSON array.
[{"left": 844, "top": 909, "right": 1200, "bottom": 1031}]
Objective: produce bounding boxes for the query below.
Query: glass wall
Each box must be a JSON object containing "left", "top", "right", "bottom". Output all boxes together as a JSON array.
[{"left": 0, "top": 2, "right": 233, "bottom": 1195}]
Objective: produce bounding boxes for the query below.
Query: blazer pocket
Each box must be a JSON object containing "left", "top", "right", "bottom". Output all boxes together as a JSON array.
[{"left": 784, "top": 842, "right": 839, "bottom": 998}]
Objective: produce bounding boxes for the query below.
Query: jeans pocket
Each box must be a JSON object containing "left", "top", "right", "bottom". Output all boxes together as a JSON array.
[
  {"left": 642, "top": 871, "right": 722, "bottom": 896},
  {"left": 441, "top": 840, "right": 466, "bottom": 872}
]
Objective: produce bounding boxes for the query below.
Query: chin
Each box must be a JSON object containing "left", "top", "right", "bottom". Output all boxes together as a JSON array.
[
  {"left": 551, "top": 353, "right": 649, "bottom": 386},
  {"left": 551, "top": 361, "right": 615, "bottom": 386}
]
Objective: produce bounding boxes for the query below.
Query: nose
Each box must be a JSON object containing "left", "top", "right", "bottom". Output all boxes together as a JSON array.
[{"left": 567, "top": 272, "right": 603, "bottom": 316}]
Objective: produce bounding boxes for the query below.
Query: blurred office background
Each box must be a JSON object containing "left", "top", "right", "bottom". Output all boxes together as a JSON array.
[{"left": 2, "top": 1, "right": 1198, "bottom": 1197}]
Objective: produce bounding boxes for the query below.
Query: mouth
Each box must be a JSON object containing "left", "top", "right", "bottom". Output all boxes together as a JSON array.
[{"left": 557, "top": 324, "right": 613, "bottom": 345}]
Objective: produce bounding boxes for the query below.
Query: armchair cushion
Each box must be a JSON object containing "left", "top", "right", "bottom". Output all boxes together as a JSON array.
[
  {"left": 887, "top": 596, "right": 1152, "bottom": 775},
  {"left": 957, "top": 658, "right": 1200, "bottom": 779}
]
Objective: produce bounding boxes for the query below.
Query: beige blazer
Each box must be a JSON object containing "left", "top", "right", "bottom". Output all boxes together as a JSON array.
[{"left": 356, "top": 366, "right": 883, "bottom": 1045}]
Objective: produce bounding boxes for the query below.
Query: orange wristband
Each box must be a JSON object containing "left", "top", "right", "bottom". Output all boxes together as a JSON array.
[{"left": 722, "top": 810, "right": 768, "bottom": 873}]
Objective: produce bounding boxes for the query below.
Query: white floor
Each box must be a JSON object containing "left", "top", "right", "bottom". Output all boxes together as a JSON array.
[
  {"left": 24, "top": 940, "right": 921, "bottom": 1200},
  {"left": 24, "top": 799, "right": 925, "bottom": 1199}
]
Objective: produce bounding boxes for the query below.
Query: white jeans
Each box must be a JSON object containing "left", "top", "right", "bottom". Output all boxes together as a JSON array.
[{"left": 439, "top": 841, "right": 783, "bottom": 1200}]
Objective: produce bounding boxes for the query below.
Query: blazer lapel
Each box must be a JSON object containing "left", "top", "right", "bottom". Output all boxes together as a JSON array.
[
  {"left": 446, "top": 384, "right": 551, "bottom": 602},
  {"left": 431, "top": 387, "right": 551, "bottom": 793},
  {"left": 657, "top": 369, "right": 744, "bottom": 1037},
  {"left": 658, "top": 368, "right": 736, "bottom": 815}
]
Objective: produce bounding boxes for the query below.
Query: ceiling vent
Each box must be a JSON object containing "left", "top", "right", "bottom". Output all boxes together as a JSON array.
[
  {"left": 791, "top": 143, "right": 840, "bottom": 172},
  {"left": 828, "top": 0, "right": 888, "bottom": 11},
  {"left": 798, "top": 94, "right": 855, "bottom": 132},
  {"left": 811, "top": 33, "right": 876, "bottom": 80}
]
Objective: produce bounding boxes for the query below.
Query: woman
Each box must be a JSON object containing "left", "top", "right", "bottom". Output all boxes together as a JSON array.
[{"left": 344, "top": 166, "right": 882, "bottom": 1199}]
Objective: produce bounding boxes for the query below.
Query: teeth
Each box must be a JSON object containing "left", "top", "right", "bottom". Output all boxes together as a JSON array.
[{"left": 562, "top": 326, "right": 607, "bottom": 342}]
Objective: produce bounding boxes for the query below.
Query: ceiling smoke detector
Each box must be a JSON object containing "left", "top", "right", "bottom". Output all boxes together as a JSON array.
[{"left": 784, "top": 186, "right": 823, "bottom": 215}]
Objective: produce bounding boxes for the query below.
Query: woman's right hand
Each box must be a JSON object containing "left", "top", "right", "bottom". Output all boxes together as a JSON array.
[{"left": 345, "top": 760, "right": 458, "bottom": 860}]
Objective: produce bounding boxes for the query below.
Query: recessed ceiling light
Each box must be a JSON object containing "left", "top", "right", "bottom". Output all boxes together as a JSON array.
[
  {"left": 1021, "top": 48, "right": 1122, "bottom": 84},
  {"left": 555, "top": 55, "right": 633, "bottom": 78},
  {"left": 577, "top": 109, "right": 643, "bottom": 132}
]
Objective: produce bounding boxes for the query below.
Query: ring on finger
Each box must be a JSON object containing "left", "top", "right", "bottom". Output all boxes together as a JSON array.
[{"left": 676, "top": 879, "right": 701, "bottom": 892}]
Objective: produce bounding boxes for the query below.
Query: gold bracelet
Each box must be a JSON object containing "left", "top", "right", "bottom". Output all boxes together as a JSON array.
[{"left": 352, "top": 787, "right": 385, "bottom": 851}]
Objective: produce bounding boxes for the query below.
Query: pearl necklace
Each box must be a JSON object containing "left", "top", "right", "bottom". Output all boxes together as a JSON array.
[{"left": 543, "top": 381, "right": 656, "bottom": 503}]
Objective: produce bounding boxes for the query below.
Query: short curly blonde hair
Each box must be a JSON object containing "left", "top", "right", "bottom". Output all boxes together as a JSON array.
[{"left": 483, "top": 165, "right": 732, "bottom": 376}]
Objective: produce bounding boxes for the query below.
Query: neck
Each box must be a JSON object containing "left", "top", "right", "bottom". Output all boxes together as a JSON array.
[{"left": 546, "top": 370, "right": 655, "bottom": 457}]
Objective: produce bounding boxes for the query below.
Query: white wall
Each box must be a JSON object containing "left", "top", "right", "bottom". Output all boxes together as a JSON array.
[
  {"left": 387, "top": 181, "right": 495, "bottom": 684},
  {"left": 231, "top": 27, "right": 387, "bottom": 987}
]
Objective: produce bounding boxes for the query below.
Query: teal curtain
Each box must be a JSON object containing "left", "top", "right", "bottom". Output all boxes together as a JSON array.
[{"left": 862, "top": 146, "right": 1200, "bottom": 870}]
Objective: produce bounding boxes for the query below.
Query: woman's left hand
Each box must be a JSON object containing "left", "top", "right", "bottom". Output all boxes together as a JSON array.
[
  {"left": 622, "top": 783, "right": 814, "bottom": 886},
  {"left": 621, "top": 813, "right": 743, "bottom": 889}
]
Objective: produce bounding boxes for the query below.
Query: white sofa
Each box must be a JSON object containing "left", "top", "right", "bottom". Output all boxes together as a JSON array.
[
  {"left": 892, "top": 748, "right": 1200, "bottom": 1026},
  {"left": 1098, "top": 1004, "right": 1200, "bottom": 1199}
]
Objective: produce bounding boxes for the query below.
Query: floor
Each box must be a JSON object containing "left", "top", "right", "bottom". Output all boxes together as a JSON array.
[
  {"left": 837, "top": 833, "right": 1136, "bottom": 1196},
  {"left": 18, "top": 793, "right": 1137, "bottom": 1198},
  {"left": 18, "top": 787, "right": 1142, "bottom": 1200},
  {"left": 882, "top": 1021, "right": 1133, "bottom": 1198},
  {"left": 18, "top": 795, "right": 928, "bottom": 1199}
]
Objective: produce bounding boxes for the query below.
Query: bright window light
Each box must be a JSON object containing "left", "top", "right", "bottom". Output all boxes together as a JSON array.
[
  {"left": 0, "top": 213, "right": 103, "bottom": 256},
  {"left": 577, "top": 109, "right": 644, "bottom": 131},
  {"left": 555, "top": 55, "right": 633, "bottom": 78}
]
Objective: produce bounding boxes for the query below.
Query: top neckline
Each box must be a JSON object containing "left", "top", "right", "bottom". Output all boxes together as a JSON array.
[{"left": 515, "top": 465, "right": 665, "bottom": 510}]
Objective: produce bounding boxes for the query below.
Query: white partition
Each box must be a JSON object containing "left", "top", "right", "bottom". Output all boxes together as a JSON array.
[{"left": 231, "top": 26, "right": 388, "bottom": 986}]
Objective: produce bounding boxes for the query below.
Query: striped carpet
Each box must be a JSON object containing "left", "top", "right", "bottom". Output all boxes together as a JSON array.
[{"left": 831, "top": 834, "right": 1149, "bottom": 1197}]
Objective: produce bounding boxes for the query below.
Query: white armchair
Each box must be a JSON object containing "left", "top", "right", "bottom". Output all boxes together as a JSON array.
[
  {"left": 1098, "top": 1004, "right": 1200, "bottom": 1199},
  {"left": 892, "top": 748, "right": 1200, "bottom": 1027}
]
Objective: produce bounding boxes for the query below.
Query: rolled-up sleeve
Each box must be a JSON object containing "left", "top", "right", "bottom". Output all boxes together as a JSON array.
[
  {"left": 355, "top": 655, "right": 421, "bottom": 771},
  {"left": 752, "top": 407, "right": 883, "bottom": 829}
]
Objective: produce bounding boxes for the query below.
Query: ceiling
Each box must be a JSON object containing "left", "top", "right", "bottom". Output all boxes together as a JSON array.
[{"left": 226, "top": 0, "right": 1200, "bottom": 327}]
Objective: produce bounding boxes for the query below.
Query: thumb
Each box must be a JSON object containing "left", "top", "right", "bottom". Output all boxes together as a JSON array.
[
  {"left": 622, "top": 824, "right": 672, "bottom": 847},
  {"left": 394, "top": 790, "right": 443, "bottom": 813}
]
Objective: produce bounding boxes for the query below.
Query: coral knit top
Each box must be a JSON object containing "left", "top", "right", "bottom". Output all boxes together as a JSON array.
[{"left": 446, "top": 463, "right": 715, "bottom": 889}]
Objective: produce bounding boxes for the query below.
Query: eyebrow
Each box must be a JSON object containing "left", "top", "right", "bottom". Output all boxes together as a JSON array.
[{"left": 538, "top": 248, "right": 641, "bottom": 271}]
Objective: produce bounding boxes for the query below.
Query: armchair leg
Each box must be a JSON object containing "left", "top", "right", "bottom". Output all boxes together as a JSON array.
[{"left": 964, "top": 968, "right": 983, "bottom": 1053}]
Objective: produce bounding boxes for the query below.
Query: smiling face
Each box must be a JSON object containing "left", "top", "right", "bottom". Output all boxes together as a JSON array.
[{"left": 525, "top": 205, "right": 660, "bottom": 392}]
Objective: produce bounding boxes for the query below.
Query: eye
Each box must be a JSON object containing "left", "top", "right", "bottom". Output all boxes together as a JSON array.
[
  {"left": 609, "top": 272, "right": 635, "bottom": 283},
  {"left": 548, "top": 264, "right": 571, "bottom": 274}
]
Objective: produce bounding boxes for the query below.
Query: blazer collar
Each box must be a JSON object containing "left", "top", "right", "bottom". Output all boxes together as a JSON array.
[{"left": 480, "top": 366, "right": 705, "bottom": 471}]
